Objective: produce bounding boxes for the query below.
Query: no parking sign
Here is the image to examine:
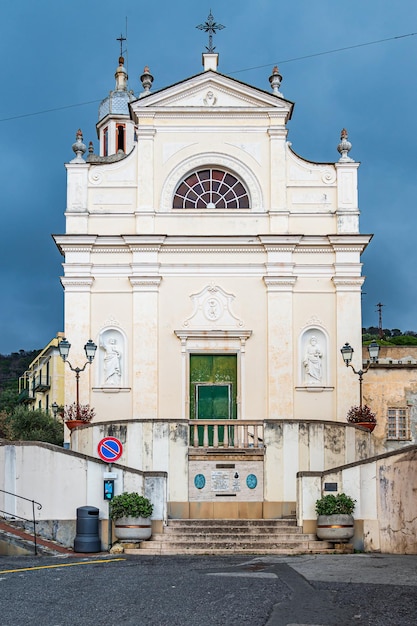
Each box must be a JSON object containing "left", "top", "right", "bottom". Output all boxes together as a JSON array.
[{"left": 97, "top": 437, "right": 123, "bottom": 463}]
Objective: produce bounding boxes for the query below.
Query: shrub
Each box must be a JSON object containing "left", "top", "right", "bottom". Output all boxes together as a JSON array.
[
  {"left": 110, "top": 492, "right": 153, "bottom": 520},
  {"left": 315, "top": 493, "right": 356, "bottom": 516},
  {"left": 6, "top": 406, "right": 64, "bottom": 446}
]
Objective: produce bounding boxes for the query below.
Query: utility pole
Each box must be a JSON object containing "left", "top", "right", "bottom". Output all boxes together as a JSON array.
[{"left": 376, "top": 302, "right": 385, "bottom": 339}]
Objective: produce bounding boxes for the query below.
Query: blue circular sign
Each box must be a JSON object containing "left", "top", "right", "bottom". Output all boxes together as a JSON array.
[
  {"left": 194, "top": 474, "right": 206, "bottom": 489},
  {"left": 97, "top": 437, "right": 123, "bottom": 462},
  {"left": 246, "top": 474, "right": 257, "bottom": 489}
]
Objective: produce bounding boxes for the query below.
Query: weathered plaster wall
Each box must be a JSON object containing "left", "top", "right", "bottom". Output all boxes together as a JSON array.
[
  {"left": 362, "top": 346, "right": 417, "bottom": 452},
  {"left": 297, "top": 445, "right": 417, "bottom": 554},
  {"left": 264, "top": 420, "right": 374, "bottom": 506},
  {"left": 72, "top": 419, "right": 374, "bottom": 512},
  {"left": 0, "top": 440, "right": 167, "bottom": 548}
]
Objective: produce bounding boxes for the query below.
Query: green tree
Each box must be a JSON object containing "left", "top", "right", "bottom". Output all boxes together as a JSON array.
[
  {"left": 389, "top": 335, "right": 417, "bottom": 346},
  {"left": 0, "top": 384, "right": 19, "bottom": 414},
  {"left": 6, "top": 406, "right": 64, "bottom": 446},
  {"left": 0, "top": 410, "right": 11, "bottom": 438}
]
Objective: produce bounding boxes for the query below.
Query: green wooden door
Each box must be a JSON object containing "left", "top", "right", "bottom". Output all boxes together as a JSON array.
[{"left": 190, "top": 355, "right": 237, "bottom": 446}]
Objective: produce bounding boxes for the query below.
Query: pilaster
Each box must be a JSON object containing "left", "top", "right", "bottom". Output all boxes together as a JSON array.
[
  {"left": 130, "top": 277, "right": 162, "bottom": 419},
  {"left": 335, "top": 162, "right": 360, "bottom": 233}
]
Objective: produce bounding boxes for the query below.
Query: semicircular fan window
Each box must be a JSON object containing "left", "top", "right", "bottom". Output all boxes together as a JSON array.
[{"left": 173, "top": 168, "right": 250, "bottom": 209}]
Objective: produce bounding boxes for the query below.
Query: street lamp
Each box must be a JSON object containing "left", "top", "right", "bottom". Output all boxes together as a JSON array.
[
  {"left": 340, "top": 340, "right": 380, "bottom": 408},
  {"left": 51, "top": 401, "right": 59, "bottom": 420},
  {"left": 58, "top": 338, "right": 97, "bottom": 418}
]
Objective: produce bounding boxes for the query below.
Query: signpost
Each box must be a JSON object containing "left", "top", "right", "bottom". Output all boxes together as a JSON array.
[
  {"left": 97, "top": 437, "right": 123, "bottom": 463},
  {"left": 97, "top": 437, "right": 123, "bottom": 550}
]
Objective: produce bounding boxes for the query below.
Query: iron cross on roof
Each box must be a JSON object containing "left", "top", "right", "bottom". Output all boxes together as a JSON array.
[
  {"left": 116, "top": 33, "right": 126, "bottom": 56},
  {"left": 196, "top": 10, "right": 225, "bottom": 53}
]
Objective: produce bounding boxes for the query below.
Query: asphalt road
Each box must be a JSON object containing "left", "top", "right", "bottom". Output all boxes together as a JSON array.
[{"left": 0, "top": 553, "right": 416, "bottom": 626}]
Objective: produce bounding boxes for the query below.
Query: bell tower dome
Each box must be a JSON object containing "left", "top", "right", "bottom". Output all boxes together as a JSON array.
[{"left": 96, "top": 54, "right": 136, "bottom": 156}]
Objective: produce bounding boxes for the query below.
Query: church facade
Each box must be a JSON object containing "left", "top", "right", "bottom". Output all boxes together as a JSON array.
[{"left": 55, "top": 48, "right": 373, "bottom": 519}]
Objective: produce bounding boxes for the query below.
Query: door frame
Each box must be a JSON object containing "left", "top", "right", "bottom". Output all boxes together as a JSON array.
[{"left": 175, "top": 329, "right": 252, "bottom": 421}]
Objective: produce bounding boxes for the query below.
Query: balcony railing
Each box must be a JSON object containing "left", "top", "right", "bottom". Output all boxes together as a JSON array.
[
  {"left": 189, "top": 419, "right": 264, "bottom": 450},
  {"left": 17, "top": 387, "right": 35, "bottom": 403},
  {"left": 33, "top": 375, "right": 50, "bottom": 392}
]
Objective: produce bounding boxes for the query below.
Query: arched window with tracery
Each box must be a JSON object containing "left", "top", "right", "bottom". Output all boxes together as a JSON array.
[{"left": 173, "top": 168, "right": 250, "bottom": 209}]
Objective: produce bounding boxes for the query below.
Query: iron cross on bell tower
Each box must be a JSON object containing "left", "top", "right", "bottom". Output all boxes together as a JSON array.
[
  {"left": 116, "top": 33, "right": 126, "bottom": 56},
  {"left": 196, "top": 10, "right": 225, "bottom": 53}
]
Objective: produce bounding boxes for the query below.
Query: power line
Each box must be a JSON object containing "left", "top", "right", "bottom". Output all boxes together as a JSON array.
[
  {"left": 226, "top": 32, "right": 417, "bottom": 75},
  {"left": 0, "top": 99, "right": 101, "bottom": 123},
  {"left": 0, "top": 31, "right": 416, "bottom": 123}
]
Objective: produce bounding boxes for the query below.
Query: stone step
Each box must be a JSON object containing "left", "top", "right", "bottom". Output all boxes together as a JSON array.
[
  {"left": 137, "top": 538, "right": 324, "bottom": 550},
  {"left": 166, "top": 518, "right": 297, "bottom": 528},
  {"left": 125, "top": 543, "right": 347, "bottom": 556},
  {"left": 119, "top": 518, "right": 353, "bottom": 556},
  {"left": 162, "top": 526, "right": 301, "bottom": 536},
  {"left": 151, "top": 532, "right": 313, "bottom": 542}
]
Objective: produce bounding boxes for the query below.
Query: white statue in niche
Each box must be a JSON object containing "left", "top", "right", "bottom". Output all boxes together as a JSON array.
[
  {"left": 303, "top": 335, "right": 323, "bottom": 385},
  {"left": 100, "top": 337, "right": 122, "bottom": 385}
]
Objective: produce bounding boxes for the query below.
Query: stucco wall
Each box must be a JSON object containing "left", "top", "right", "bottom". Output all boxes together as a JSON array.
[
  {"left": 362, "top": 346, "right": 417, "bottom": 452},
  {"left": 71, "top": 419, "right": 374, "bottom": 511},
  {"left": 0, "top": 440, "right": 167, "bottom": 548},
  {"left": 297, "top": 445, "right": 417, "bottom": 554}
]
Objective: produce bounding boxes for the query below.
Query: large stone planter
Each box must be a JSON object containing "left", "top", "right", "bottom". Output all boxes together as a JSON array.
[
  {"left": 316, "top": 514, "right": 354, "bottom": 542},
  {"left": 114, "top": 516, "right": 152, "bottom": 541}
]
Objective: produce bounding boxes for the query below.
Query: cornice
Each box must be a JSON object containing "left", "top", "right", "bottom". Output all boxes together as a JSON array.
[
  {"left": 263, "top": 276, "right": 297, "bottom": 291},
  {"left": 128, "top": 247, "right": 164, "bottom": 253},
  {"left": 60, "top": 277, "right": 94, "bottom": 292},
  {"left": 59, "top": 247, "right": 94, "bottom": 253},
  {"left": 175, "top": 329, "right": 252, "bottom": 341},
  {"left": 129, "top": 277, "right": 162, "bottom": 291},
  {"left": 295, "top": 249, "right": 332, "bottom": 254},
  {"left": 332, "top": 277, "right": 365, "bottom": 291},
  {"left": 135, "top": 110, "right": 288, "bottom": 121},
  {"left": 161, "top": 247, "right": 262, "bottom": 254}
]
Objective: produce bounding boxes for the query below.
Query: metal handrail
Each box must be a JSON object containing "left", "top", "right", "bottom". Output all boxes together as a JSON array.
[{"left": 0, "top": 489, "right": 42, "bottom": 555}]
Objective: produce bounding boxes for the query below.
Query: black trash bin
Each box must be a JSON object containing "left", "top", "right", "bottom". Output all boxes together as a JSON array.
[{"left": 74, "top": 506, "right": 101, "bottom": 553}]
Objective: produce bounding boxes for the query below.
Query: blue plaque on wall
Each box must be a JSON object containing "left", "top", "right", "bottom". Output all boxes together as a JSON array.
[
  {"left": 246, "top": 474, "right": 257, "bottom": 489},
  {"left": 194, "top": 474, "right": 206, "bottom": 489}
]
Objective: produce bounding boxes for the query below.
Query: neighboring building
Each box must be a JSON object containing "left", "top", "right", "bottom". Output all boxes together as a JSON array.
[
  {"left": 18, "top": 332, "right": 65, "bottom": 415},
  {"left": 54, "top": 46, "right": 374, "bottom": 518},
  {"left": 362, "top": 345, "right": 417, "bottom": 453}
]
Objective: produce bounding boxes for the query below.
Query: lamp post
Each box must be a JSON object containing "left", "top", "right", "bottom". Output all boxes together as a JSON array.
[
  {"left": 340, "top": 341, "right": 380, "bottom": 408},
  {"left": 51, "top": 402, "right": 59, "bottom": 420},
  {"left": 58, "top": 338, "right": 97, "bottom": 419}
]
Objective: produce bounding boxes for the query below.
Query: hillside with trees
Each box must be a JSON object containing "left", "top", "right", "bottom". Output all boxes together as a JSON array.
[{"left": 362, "top": 327, "right": 417, "bottom": 345}]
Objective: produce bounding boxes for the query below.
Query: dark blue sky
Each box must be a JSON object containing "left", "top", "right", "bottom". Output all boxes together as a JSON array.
[{"left": 1, "top": 1, "right": 416, "bottom": 354}]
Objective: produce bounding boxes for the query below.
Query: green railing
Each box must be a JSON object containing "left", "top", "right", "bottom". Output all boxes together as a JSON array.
[{"left": 189, "top": 419, "right": 264, "bottom": 449}]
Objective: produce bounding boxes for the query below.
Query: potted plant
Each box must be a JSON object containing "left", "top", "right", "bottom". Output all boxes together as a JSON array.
[
  {"left": 315, "top": 493, "right": 356, "bottom": 542},
  {"left": 347, "top": 404, "right": 377, "bottom": 432},
  {"left": 63, "top": 402, "right": 95, "bottom": 430},
  {"left": 110, "top": 492, "right": 153, "bottom": 541}
]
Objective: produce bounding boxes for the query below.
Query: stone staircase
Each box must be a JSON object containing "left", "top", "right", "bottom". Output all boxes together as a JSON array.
[{"left": 124, "top": 518, "right": 351, "bottom": 555}]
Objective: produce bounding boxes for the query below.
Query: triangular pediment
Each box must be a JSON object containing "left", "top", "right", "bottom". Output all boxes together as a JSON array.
[{"left": 130, "top": 70, "right": 293, "bottom": 116}]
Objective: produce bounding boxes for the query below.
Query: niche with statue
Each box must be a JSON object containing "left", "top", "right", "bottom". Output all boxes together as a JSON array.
[
  {"left": 300, "top": 328, "right": 328, "bottom": 387},
  {"left": 98, "top": 328, "right": 126, "bottom": 388}
]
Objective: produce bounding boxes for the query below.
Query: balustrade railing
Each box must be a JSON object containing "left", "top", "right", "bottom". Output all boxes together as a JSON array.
[{"left": 189, "top": 419, "right": 264, "bottom": 449}]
